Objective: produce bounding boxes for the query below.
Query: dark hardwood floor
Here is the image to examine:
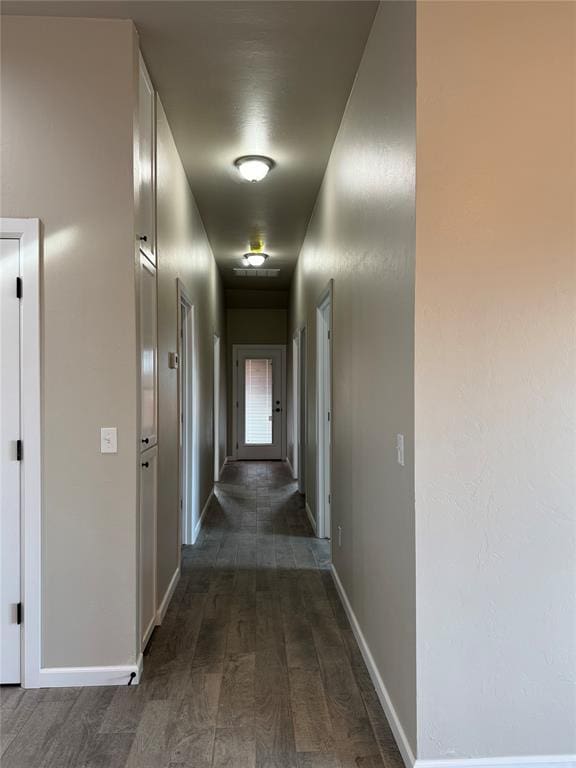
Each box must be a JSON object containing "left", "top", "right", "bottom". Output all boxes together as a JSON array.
[{"left": 0, "top": 461, "right": 404, "bottom": 768}]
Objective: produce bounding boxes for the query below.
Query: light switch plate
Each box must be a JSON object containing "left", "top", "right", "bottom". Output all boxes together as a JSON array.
[
  {"left": 396, "top": 434, "right": 405, "bottom": 466},
  {"left": 101, "top": 427, "right": 117, "bottom": 454}
]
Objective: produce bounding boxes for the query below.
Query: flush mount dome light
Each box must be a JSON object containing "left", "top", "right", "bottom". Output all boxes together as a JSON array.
[
  {"left": 243, "top": 252, "right": 269, "bottom": 267},
  {"left": 234, "top": 155, "right": 275, "bottom": 182}
]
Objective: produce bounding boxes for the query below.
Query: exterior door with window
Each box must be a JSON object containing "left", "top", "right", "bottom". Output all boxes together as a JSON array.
[{"left": 235, "top": 345, "right": 285, "bottom": 460}]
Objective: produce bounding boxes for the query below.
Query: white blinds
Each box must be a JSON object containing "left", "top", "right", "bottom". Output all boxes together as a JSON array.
[{"left": 245, "top": 358, "right": 273, "bottom": 444}]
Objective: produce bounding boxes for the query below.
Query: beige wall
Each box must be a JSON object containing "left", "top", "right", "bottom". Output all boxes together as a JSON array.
[
  {"left": 415, "top": 0, "right": 576, "bottom": 757},
  {"left": 226, "top": 307, "right": 287, "bottom": 453},
  {"left": 289, "top": 2, "right": 417, "bottom": 752},
  {"left": 1, "top": 16, "right": 139, "bottom": 666},
  {"left": 156, "top": 98, "right": 225, "bottom": 599}
]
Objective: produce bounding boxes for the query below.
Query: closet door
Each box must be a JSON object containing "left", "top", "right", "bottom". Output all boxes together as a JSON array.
[
  {"left": 139, "top": 445, "right": 157, "bottom": 650},
  {"left": 140, "top": 253, "right": 157, "bottom": 449},
  {"left": 137, "top": 55, "right": 156, "bottom": 265}
]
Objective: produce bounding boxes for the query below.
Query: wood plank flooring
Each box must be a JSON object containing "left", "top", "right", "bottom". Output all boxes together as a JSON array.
[{"left": 0, "top": 461, "right": 404, "bottom": 768}]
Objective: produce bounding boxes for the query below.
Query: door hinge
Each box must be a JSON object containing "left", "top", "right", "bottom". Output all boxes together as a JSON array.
[
  {"left": 327, "top": 411, "right": 331, "bottom": 422},
  {"left": 16, "top": 440, "right": 23, "bottom": 461},
  {"left": 16, "top": 602, "right": 22, "bottom": 625},
  {"left": 236, "top": 401, "right": 239, "bottom": 408},
  {"left": 328, "top": 493, "right": 331, "bottom": 504},
  {"left": 328, "top": 330, "right": 331, "bottom": 340},
  {"left": 236, "top": 441, "right": 238, "bottom": 450},
  {"left": 16, "top": 277, "right": 23, "bottom": 299}
]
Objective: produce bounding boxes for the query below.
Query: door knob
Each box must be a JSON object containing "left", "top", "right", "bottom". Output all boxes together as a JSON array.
[
  {"left": 141, "top": 461, "right": 149, "bottom": 468},
  {"left": 275, "top": 407, "right": 282, "bottom": 413}
]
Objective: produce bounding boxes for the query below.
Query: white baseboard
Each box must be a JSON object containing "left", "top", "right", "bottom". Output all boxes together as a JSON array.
[
  {"left": 305, "top": 501, "right": 317, "bottom": 534},
  {"left": 330, "top": 566, "right": 575, "bottom": 768},
  {"left": 193, "top": 489, "right": 213, "bottom": 542},
  {"left": 330, "top": 563, "right": 416, "bottom": 768},
  {"left": 155, "top": 566, "right": 180, "bottom": 626},
  {"left": 217, "top": 456, "right": 228, "bottom": 480},
  {"left": 415, "top": 758, "right": 576, "bottom": 768},
  {"left": 36, "top": 653, "right": 143, "bottom": 688}
]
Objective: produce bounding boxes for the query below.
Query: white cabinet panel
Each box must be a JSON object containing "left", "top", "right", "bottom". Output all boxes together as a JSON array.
[
  {"left": 140, "top": 445, "right": 157, "bottom": 650},
  {"left": 140, "top": 253, "right": 157, "bottom": 449},
  {"left": 137, "top": 55, "right": 156, "bottom": 265}
]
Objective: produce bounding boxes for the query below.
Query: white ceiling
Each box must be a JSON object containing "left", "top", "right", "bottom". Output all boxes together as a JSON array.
[{"left": 2, "top": 1, "right": 378, "bottom": 288}]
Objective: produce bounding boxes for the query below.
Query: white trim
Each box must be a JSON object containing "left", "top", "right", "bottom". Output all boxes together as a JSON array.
[
  {"left": 193, "top": 489, "right": 214, "bottom": 542},
  {"left": 316, "top": 281, "right": 333, "bottom": 540},
  {"left": 285, "top": 456, "right": 295, "bottom": 479},
  {"left": 213, "top": 333, "right": 221, "bottom": 482},
  {"left": 1, "top": 219, "right": 42, "bottom": 689},
  {"left": 331, "top": 563, "right": 416, "bottom": 768},
  {"left": 305, "top": 502, "right": 317, "bottom": 534},
  {"left": 38, "top": 655, "right": 143, "bottom": 688},
  {"left": 155, "top": 566, "right": 180, "bottom": 626},
  {"left": 177, "top": 281, "right": 199, "bottom": 547},
  {"left": 415, "top": 758, "right": 576, "bottom": 768}
]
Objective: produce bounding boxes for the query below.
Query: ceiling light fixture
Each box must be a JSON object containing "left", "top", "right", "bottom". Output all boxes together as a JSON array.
[
  {"left": 234, "top": 155, "right": 275, "bottom": 182},
  {"left": 243, "top": 252, "right": 269, "bottom": 267}
]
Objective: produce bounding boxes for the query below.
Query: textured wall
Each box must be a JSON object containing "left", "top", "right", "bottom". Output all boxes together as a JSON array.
[
  {"left": 156, "top": 98, "right": 226, "bottom": 600},
  {"left": 289, "top": 2, "right": 417, "bottom": 752},
  {"left": 415, "top": 1, "right": 576, "bottom": 757},
  {"left": 1, "top": 16, "right": 139, "bottom": 667}
]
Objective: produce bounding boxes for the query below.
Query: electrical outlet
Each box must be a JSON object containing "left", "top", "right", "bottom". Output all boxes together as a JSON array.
[
  {"left": 337, "top": 525, "right": 342, "bottom": 547},
  {"left": 100, "top": 427, "right": 117, "bottom": 454},
  {"left": 396, "top": 434, "right": 405, "bottom": 466}
]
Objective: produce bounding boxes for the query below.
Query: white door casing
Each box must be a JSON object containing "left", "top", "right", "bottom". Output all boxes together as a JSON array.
[
  {"left": 0, "top": 237, "right": 22, "bottom": 683},
  {"left": 0, "top": 219, "right": 41, "bottom": 688},
  {"left": 233, "top": 345, "right": 286, "bottom": 461},
  {"left": 316, "top": 285, "right": 332, "bottom": 540},
  {"left": 178, "top": 283, "right": 199, "bottom": 546}
]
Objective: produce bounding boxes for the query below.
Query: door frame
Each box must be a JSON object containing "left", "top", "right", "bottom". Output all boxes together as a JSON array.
[
  {"left": 297, "top": 326, "right": 307, "bottom": 495},
  {"left": 291, "top": 332, "right": 300, "bottom": 480},
  {"left": 232, "top": 344, "right": 287, "bottom": 461},
  {"left": 0, "top": 218, "right": 41, "bottom": 688},
  {"left": 177, "top": 281, "right": 199, "bottom": 546},
  {"left": 316, "top": 281, "right": 333, "bottom": 540},
  {"left": 213, "top": 333, "right": 221, "bottom": 481}
]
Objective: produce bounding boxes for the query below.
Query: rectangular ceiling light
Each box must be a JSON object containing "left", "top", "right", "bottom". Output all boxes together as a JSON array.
[{"left": 233, "top": 268, "right": 280, "bottom": 278}]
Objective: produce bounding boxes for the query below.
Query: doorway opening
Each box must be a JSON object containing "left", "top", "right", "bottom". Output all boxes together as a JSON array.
[
  {"left": 178, "top": 282, "right": 199, "bottom": 545},
  {"left": 316, "top": 283, "right": 333, "bottom": 539},
  {"left": 0, "top": 219, "right": 41, "bottom": 688},
  {"left": 233, "top": 344, "right": 286, "bottom": 461}
]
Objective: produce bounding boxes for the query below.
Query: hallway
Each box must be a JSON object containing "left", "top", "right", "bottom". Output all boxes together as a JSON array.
[{"left": 0, "top": 462, "right": 403, "bottom": 768}]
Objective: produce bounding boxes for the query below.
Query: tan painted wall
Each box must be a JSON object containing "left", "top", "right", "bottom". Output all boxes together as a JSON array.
[
  {"left": 226, "top": 307, "right": 287, "bottom": 454},
  {"left": 156, "top": 98, "right": 226, "bottom": 599},
  {"left": 1, "top": 16, "right": 139, "bottom": 666},
  {"left": 415, "top": 1, "right": 576, "bottom": 757},
  {"left": 289, "top": 2, "right": 417, "bottom": 751}
]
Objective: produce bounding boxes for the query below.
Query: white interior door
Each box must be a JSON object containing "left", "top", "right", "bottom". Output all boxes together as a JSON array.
[
  {"left": 140, "top": 445, "right": 157, "bottom": 650},
  {"left": 140, "top": 254, "right": 157, "bottom": 449},
  {"left": 235, "top": 345, "right": 285, "bottom": 460},
  {"left": 137, "top": 54, "right": 156, "bottom": 265},
  {"left": 317, "top": 297, "right": 332, "bottom": 539},
  {"left": 0, "top": 237, "right": 21, "bottom": 683},
  {"left": 178, "top": 288, "right": 198, "bottom": 545}
]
